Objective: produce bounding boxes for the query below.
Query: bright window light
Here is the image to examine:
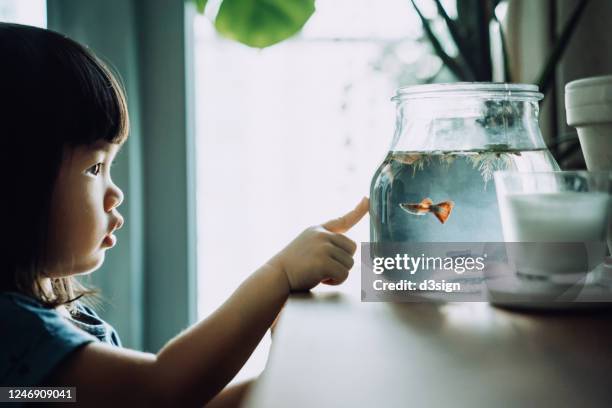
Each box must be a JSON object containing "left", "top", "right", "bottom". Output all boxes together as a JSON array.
[
  {"left": 0, "top": 0, "right": 46, "bottom": 27},
  {"left": 193, "top": 0, "right": 453, "bottom": 382}
]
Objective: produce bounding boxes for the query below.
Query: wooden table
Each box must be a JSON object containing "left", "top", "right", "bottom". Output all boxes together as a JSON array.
[{"left": 244, "top": 271, "right": 612, "bottom": 408}]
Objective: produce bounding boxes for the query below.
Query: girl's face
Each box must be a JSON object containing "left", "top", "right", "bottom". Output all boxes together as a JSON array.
[{"left": 45, "top": 141, "right": 125, "bottom": 277}]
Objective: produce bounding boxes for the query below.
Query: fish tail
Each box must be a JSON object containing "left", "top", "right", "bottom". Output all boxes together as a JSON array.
[{"left": 432, "top": 201, "right": 454, "bottom": 224}]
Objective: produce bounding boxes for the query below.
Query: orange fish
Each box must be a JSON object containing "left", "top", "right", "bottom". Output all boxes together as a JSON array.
[{"left": 399, "top": 198, "right": 454, "bottom": 224}]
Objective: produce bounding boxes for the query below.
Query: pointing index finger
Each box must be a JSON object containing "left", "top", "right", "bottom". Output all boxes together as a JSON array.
[{"left": 322, "top": 197, "right": 369, "bottom": 233}]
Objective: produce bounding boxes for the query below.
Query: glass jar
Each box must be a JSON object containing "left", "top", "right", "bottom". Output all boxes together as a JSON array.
[{"left": 370, "top": 83, "right": 560, "bottom": 243}]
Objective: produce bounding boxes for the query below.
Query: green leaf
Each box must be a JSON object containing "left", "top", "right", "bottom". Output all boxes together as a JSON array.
[
  {"left": 214, "top": 0, "right": 315, "bottom": 48},
  {"left": 194, "top": 0, "right": 208, "bottom": 14}
]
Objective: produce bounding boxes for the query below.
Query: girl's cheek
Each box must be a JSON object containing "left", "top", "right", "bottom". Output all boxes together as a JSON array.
[{"left": 53, "top": 179, "right": 101, "bottom": 254}]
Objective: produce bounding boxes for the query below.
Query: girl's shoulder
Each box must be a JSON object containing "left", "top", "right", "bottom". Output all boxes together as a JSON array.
[
  {"left": 0, "top": 292, "right": 97, "bottom": 387},
  {"left": 69, "top": 302, "right": 123, "bottom": 347},
  {"left": 0, "top": 291, "right": 76, "bottom": 331}
]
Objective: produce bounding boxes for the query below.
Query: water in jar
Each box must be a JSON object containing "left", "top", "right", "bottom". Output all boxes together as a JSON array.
[{"left": 370, "top": 146, "right": 560, "bottom": 243}]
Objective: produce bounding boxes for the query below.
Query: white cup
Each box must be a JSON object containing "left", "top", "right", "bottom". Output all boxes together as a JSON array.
[{"left": 494, "top": 171, "right": 611, "bottom": 278}]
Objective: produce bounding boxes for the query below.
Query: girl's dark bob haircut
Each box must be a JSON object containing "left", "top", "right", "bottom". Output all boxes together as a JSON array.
[{"left": 0, "top": 23, "right": 129, "bottom": 309}]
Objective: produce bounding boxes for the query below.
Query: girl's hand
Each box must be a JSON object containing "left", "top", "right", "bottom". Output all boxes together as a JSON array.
[{"left": 268, "top": 197, "right": 369, "bottom": 292}]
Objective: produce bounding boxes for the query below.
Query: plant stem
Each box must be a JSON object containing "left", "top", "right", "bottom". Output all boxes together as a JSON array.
[
  {"left": 433, "top": 0, "right": 478, "bottom": 80},
  {"left": 410, "top": 0, "right": 471, "bottom": 80},
  {"left": 536, "top": 0, "right": 590, "bottom": 96},
  {"left": 475, "top": 0, "right": 493, "bottom": 81}
]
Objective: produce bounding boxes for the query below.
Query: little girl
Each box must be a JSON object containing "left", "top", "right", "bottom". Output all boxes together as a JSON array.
[{"left": 0, "top": 23, "right": 368, "bottom": 407}]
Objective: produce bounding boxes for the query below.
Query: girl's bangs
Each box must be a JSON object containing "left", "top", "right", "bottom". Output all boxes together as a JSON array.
[
  {"left": 78, "top": 58, "right": 130, "bottom": 146},
  {"left": 59, "top": 44, "right": 130, "bottom": 148}
]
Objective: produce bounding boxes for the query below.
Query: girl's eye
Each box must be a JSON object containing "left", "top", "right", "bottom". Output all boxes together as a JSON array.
[{"left": 87, "top": 163, "right": 103, "bottom": 176}]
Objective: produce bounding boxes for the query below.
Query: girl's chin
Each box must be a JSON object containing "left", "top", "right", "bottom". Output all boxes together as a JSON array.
[
  {"left": 45, "top": 252, "right": 105, "bottom": 278},
  {"left": 71, "top": 253, "right": 106, "bottom": 276}
]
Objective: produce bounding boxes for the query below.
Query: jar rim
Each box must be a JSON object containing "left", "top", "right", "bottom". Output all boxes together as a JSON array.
[{"left": 392, "top": 82, "right": 543, "bottom": 101}]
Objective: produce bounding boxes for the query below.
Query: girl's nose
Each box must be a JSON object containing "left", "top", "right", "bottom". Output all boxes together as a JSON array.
[{"left": 105, "top": 184, "right": 124, "bottom": 211}]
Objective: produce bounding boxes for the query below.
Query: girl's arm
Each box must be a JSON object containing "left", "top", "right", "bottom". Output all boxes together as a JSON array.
[
  {"left": 204, "top": 380, "right": 253, "bottom": 408},
  {"left": 50, "top": 198, "right": 369, "bottom": 407}
]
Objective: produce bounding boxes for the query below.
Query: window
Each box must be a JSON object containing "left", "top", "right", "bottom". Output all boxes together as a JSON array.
[
  {"left": 0, "top": 0, "right": 46, "bottom": 27},
  {"left": 193, "top": 0, "right": 455, "bottom": 381}
]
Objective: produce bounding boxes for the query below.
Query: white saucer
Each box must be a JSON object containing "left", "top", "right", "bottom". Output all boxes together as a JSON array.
[{"left": 485, "top": 261, "right": 612, "bottom": 310}]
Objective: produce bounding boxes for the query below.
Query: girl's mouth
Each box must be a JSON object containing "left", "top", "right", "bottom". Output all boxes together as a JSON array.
[{"left": 102, "top": 233, "right": 117, "bottom": 248}]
